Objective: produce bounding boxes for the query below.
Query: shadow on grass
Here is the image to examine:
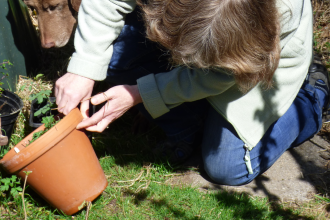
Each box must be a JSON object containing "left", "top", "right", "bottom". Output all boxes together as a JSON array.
[
  {"left": 211, "top": 191, "right": 313, "bottom": 220},
  {"left": 91, "top": 109, "right": 166, "bottom": 165},
  {"left": 124, "top": 188, "right": 314, "bottom": 219}
]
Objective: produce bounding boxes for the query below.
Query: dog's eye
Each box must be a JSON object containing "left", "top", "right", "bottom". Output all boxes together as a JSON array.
[{"left": 49, "top": 3, "right": 59, "bottom": 11}]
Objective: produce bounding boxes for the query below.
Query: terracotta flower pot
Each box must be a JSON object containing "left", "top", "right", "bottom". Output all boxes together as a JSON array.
[{"left": 0, "top": 108, "right": 108, "bottom": 215}]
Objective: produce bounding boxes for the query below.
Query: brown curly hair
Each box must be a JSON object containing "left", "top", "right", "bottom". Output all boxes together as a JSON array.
[{"left": 137, "top": 0, "right": 281, "bottom": 92}]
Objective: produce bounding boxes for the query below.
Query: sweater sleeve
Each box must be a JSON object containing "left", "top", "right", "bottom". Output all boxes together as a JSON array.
[
  {"left": 137, "top": 67, "right": 235, "bottom": 118},
  {"left": 277, "top": 0, "right": 303, "bottom": 49},
  {"left": 67, "top": 0, "right": 136, "bottom": 80}
]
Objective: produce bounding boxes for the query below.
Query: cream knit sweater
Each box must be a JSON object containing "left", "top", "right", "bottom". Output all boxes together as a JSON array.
[{"left": 68, "top": 0, "right": 313, "bottom": 150}]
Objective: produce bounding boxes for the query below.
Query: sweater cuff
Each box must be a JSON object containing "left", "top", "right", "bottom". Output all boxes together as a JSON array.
[
  {"left": 137, "top": 74, "right": 170, "bottom": 119},
  {"left": 67, "top": 54, "right": 108, "bottom": 81}
]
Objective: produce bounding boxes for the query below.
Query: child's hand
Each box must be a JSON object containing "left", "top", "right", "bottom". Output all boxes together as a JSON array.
[
  {"left": 55, "top": 72, "right": 95, "bottom": 116},
  {"left": 76, "top": 85, "right": 142, "bottom": 132}
]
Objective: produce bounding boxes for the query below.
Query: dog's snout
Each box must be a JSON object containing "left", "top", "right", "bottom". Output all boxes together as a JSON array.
[
  {"left": 42, "top": 40, "right": 56, "bottom": 48},
  {"left": 23, "top": 0, "right": 81, "bottom": 49}
]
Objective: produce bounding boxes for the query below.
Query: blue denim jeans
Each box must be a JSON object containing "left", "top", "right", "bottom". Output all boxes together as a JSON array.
[
  {"left": 106, "top": 9, "right": 326, "bottom": 186},
  {"left": 201, "top": 82, "right": 325, "bottom": 185}
]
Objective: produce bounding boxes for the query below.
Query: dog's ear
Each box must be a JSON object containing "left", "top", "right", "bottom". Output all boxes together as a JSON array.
[{"left": 71, "top": 0, "right": 81, "bottom": 12}]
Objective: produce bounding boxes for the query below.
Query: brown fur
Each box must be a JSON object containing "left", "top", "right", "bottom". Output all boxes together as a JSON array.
[
  {"left": 23, "top": 0, "right": 81, "bottom": 48},
  {"left": 138, "top": 0, "right": 281, "bottom": 92}
]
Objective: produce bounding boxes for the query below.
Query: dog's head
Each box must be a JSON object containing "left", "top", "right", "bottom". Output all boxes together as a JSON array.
[{"left": 23, "top": 0, "right": 81, "bottom": 48}]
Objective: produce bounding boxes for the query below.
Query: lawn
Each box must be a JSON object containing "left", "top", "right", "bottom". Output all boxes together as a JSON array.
[
  {"left": 2, "top": 91, "right": 327, "bottom": 219},
  {"left": 1, "top": 0, "right": 330, "bottom": 219}
]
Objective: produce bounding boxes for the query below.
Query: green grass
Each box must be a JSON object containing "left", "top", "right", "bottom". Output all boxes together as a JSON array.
[{"left": 0, "top": 111, "right": 327, "bottom": 219}]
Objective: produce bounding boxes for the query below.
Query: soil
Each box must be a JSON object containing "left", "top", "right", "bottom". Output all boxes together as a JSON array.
[{"left": 0, "top": 102, "right": 14, "bottom": 115}]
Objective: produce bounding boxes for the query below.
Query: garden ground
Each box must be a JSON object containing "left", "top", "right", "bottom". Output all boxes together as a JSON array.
[{"left": 1, "top": 0, "right": 330, "bottom": 219}]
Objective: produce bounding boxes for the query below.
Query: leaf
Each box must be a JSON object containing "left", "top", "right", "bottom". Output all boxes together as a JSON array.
[
  {"left": 42, "top": 116, "right": 55, "bottom": 129},
  {"left": 19, "top": 84, "right": 26, "bottom": 92},
  {"left": 10, "top": 175, "right": 17, "bottom": 181},
  {"left": 41, "top": 106, "right": 49, "bottom": 114},
  {"left": 16, "top": 186, "right": 23, "bottom": 191},
  {"left": 10, "top": 187, "right": 22, "bottom": 197},
  {"left": 42, "top": 90, "right": 52, "bottom": 97},
  {"left": 1, "top": 178, "right": 10, "bottom": 185},
  {"left": 34, "top": 108, "right": 42, "bottom": 117},
  {"left": 37, "top": 95, "right": 43, "bottom": 104},
  {"left": 315, "top": 195, "right": 330, "bottom": 203},
  {"left": 29, "top": 94, "right": 37, "bottom": 101},
  {"left": 23, "top": 171, "right": 32, "bottom": 176},
  {"left": 34, "top": 73, "right": 44, "bottom": 80},
  {"left": 0, "top": 185, "right": 9, "bottom": 191}
]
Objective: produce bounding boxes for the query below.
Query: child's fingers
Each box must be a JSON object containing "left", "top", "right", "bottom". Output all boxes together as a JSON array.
[{"left": 91, "top": 91, "right": 112, "bottom": 105}]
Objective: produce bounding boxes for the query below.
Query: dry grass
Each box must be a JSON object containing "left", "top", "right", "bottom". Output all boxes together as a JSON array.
[
  {"left": 313, "top": 0, "right": 330, "bottom": 71},
  {"left": 314, "top": 0, "right": 330, "bottom": 140},
  {"left": 10, "top": 75, "right": 53, "bottom": 148},
  {"left": 16, "top": 76, "right": 53, "bottom": 115}
]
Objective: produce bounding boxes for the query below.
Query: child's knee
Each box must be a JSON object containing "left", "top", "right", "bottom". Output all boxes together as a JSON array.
[{"left": 203, "top": 160, "right": 256, "bottom": 186}]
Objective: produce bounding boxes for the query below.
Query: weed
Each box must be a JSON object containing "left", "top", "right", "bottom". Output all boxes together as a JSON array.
[
  {"left": 21, "top": 171, "right": 32, "bottom": 220},
  {"left": 27, "top": 115, "right": 58, "bottom": 146},
  {"left": 0, "top": 60, "right": 12, "bottom": 95},
  {"left": 0, "top": 175, "right": 22, "bottom": 199},
  {"left": 0, "top": 146, "right": 9, "bottom": 158},
  {"left": 29, "top": 89, "right": 53, "bottom": 117}
]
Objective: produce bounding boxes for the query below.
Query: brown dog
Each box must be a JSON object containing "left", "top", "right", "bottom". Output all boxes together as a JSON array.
[{"left": 23, "top": 0, "right": 81, "bottom": 48}]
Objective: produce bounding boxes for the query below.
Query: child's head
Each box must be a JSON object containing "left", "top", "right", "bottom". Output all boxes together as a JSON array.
[{"left": 138, "top": 0, "right": 280, "bottom": 92}]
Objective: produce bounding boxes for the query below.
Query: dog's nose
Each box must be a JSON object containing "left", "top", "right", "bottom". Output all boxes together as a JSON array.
[{"left": 42, "top": 41, "right": 56, "bottom": 48}]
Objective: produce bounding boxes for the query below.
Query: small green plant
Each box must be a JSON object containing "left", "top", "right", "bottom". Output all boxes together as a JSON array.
[
  {"left": 24, "top": 81, "right": 59, "bottom": 146},
  {"left": 0, "top": 147, "right": 9, "bottom": 158},
  {"left": 325, "top": 42, "right": 330, "bottom": 50},
  {"left": 0, "top": 60, "right": 12, "bottom": 95},
  {"left": 0, "top": 175, "right": 22, "bottom": 199},
  {"left": 21, "top": 171, "right": 32, "bottom": 220},
  {"left": 29, "top": 89, "right": 53, "bottom": 117},
  {"left": 27, "top": 115, "right": 58, "bottom": 146}
]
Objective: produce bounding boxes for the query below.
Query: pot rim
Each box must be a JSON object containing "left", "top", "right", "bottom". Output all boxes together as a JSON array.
[
  {"left": 0, "top": 90, "right": 24, "bottom": 117},
  {"left": 0, "top": 108, "right": 83, "bottom": 173}
]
